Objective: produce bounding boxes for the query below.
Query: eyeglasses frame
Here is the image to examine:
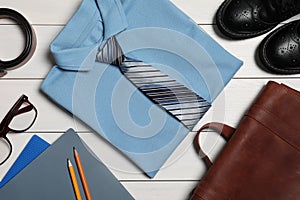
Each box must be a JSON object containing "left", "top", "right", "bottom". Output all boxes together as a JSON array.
[{"left": 0, "top": 94, "right": 37, "bottom": 165}]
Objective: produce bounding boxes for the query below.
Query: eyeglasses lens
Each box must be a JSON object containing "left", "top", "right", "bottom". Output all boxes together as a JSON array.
[
  {"left": 0, "top": 138, "right": 11, "bottom": 165},
  {"left": 9, "top": 105, "right": 36, "bottom": 132}
]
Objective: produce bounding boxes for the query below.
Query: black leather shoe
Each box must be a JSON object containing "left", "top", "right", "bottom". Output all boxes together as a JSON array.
[
  {"left": 216, "top": 0, "right": 300, "bottom": 39},
  {"left": 258, "top": 20, "right": 300, "bottom": 74}
]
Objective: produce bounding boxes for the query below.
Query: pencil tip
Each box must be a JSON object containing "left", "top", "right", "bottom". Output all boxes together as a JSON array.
[{"left": 68, "top": 159, "right": 72, "bottom": 166}]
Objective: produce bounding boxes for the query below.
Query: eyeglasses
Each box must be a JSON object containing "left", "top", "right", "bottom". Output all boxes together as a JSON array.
[{"left": 0, "top": 95, "right": 37, "bottom": 165}]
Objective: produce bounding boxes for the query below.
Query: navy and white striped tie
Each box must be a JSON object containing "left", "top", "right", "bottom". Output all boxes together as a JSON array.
[{"left": 97, "top": 36, "right": 211, "bottom": 130}]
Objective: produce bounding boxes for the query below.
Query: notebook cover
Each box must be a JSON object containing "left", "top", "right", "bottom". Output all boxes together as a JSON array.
[
  {"left": 0, "top": 129, "right": 134, "bottom": 199},
  {"left": 0, "top": 135, "right": 50, "bottom": 188}
]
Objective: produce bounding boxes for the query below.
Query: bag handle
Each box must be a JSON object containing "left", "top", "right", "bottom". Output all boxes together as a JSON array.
[{"left": 194, "top": 122, "right": 235, "bottom": 168}]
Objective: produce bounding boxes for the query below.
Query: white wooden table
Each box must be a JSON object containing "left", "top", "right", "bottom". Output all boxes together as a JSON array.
[{"left": 1, "top": 1, "right": 300, "bottom": 199}]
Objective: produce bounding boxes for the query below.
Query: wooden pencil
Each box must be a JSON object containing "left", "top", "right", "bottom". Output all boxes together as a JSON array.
[
  {"left": 74, "top": 147, "right": 92, "bottom": 200},
  {"left": 68, "top": 159, "right": 82, "bottom": 200}
]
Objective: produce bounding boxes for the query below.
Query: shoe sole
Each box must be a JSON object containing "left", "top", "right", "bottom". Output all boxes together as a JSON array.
[{"left": 216, "top": 0, "right": 277, "bottom": 39}]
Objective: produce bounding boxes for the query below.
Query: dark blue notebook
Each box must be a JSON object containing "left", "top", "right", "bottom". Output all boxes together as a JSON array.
[{"left": 0, "top": 135, "right": 50, "bottom": 188}]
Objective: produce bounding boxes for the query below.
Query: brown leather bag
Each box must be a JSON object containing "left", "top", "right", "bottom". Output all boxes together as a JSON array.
[{"left": 190, "top": 81, "right": 300, "bottom": 200}]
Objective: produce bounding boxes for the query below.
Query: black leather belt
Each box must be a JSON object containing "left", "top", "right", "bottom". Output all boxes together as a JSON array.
[{"left": 0, "top": 8, "right": 36, "bottom": 77}]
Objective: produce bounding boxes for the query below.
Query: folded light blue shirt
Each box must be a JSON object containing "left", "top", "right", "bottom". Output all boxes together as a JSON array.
[{"left": 41, "top": 0, "right": 243, "bottom": 178}]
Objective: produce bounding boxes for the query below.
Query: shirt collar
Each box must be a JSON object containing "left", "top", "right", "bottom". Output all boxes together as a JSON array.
[{"left": 50, "top": 0, "right": 127, "bottom": 71}]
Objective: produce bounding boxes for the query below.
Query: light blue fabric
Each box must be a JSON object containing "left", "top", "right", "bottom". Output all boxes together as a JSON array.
[{"left": 41, "top": 0, "right": 243, "bottom": 178}]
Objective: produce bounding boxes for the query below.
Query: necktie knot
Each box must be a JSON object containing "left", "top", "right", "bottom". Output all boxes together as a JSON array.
[{"left": 97, "top": 36, "right": 124, "bottom": 66}]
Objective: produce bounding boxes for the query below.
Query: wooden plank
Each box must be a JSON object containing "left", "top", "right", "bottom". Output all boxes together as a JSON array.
[
  {"left": 0, "top": 25, "right": 62, "bottom": 79},
  {"left": 2, "top": 0, "right": 300, "bottom": 25},
  {"left": 1, "top": 0, "right": 217, "bottom": 25},
  {"left": 171, "top": 0, "right": 223, "bottom": 24},
  {"left": 2, "top": 0, "right": 82, "bottom": 25},
  {"left": 172, "top": 1, "right": 300, "bottom": 25},
  {"left": 0, "top": 80, "right": 89, "bottom": 132},
  {"left": 1, "top": 24, "right": 299, "bottom": 79},
  {"left": 0, "top": 78, "right": 299, "bottom": 131},
  {"left": 200, "top": 25, "right": 300, "bottom": 78},
  {"left": 122, "top": 181, "right": 198, "bottom": 200},
  {"left": 1, "top": 79, "right": 300, "bottom": 181}
]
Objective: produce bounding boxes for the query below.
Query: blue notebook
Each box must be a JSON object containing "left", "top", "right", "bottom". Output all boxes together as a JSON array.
[{"left": 0, "top": 135, "right": 50, "bottom": 188}]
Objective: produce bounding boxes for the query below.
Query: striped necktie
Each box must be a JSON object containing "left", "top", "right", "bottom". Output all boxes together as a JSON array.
[{"left": 97, "top": 36, "right": 211, "bottom": 130}]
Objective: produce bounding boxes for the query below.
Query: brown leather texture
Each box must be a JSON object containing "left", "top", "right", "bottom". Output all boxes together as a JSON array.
[
  {"left": 190, "top": 81, "right": 300, "bottom": 200},
  {"left": 194, "top": 123, "right": 235, "bottom": 168}
]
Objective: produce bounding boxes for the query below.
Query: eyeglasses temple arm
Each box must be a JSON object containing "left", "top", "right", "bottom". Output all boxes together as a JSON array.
[{"left": 0, "top": 96, "right": 37, "bottom": 134}]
